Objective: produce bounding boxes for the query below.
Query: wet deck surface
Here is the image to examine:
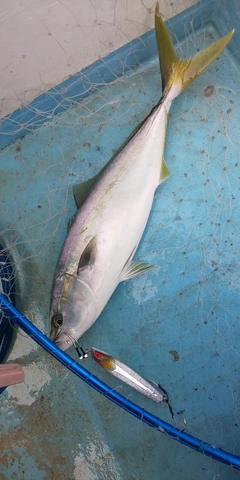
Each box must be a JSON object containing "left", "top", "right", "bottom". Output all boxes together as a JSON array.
[{"left": 0, "top": 1, "right": 240, "bottom": 478}]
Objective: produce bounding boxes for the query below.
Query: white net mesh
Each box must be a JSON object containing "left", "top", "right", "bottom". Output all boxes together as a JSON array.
[{"left": 0, "top": 1, "right": 240, "bottom": 479}]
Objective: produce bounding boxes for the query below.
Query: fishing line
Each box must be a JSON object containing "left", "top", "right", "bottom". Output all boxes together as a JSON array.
[
  {"left": 0, "top": 293, "right": 240, "bottom": 470},
  {"left": 64, "top": 332, "right": 88, "bottom": 359},
  {"left": 148, "top": 379, "right": 176, "bottom": 421}
]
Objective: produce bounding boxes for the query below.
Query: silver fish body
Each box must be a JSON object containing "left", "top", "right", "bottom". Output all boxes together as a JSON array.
[
  {"left": 50, "top": 97, "right": 170, "bottom": 349},
  {"left": 49, "top": 4, "right": 234, "bottom": 350}
]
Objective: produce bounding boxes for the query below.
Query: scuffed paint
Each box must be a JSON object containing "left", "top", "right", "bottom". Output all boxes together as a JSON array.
[
  {"left": 8, "top": 330, "right": 37, "bottom": 359},
  {"left": 8, "top": 301, "right": 46, "bottom": 361},
  {"left": 74, "top": 434, "right": 122, "bottom": 480},
  {"left": 0, "top": 2, "right": 240, "bottom": 478},
  {"left": 7, "top": 362, "right": 51, "bottom": 406},
  {"left": 0, "top": 370, "right": 123, "bottom": 479},
  {"left": 131, "top": 274, "right": 159, "bottom": 305},
  {"left": 74, "top": 452, "right": 98, "bottom": 480}
]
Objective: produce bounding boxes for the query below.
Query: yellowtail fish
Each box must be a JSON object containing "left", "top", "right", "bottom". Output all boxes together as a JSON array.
[
  {"left": 50, "top": 2, "right": 234, "bottom": 350},
  {"left": 91, "top": 347, "right": 165, "bottom": 402}
]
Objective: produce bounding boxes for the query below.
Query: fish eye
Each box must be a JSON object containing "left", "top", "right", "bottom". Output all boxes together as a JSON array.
[{"left": 52, "top": 313, "right": 63, "bottom": 328}]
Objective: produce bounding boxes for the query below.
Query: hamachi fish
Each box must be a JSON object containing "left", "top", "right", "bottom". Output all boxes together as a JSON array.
[{"left": 50, "top": 3, "right": 234, "bottom": 350}]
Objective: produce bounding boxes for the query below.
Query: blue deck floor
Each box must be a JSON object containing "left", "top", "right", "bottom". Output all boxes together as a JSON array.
[{"left": 0, "top": 0, "right": 240, "bottom": 478}]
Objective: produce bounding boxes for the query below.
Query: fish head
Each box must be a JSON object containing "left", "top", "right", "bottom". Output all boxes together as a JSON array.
[{"left": 50, "top": 272, "right": 96, "bottom": 351}]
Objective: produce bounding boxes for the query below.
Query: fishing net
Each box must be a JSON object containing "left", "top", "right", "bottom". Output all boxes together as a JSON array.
[{"left": 0, "top": 0, "right": 240, "bottom": 479}]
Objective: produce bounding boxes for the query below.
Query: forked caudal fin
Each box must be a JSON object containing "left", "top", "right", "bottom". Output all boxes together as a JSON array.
[
  {"left": 72, "top": 4, "right": 234, "bottom": 211},
  {"left": 155, "top": 2, "right": 234, "bottom": 99}
]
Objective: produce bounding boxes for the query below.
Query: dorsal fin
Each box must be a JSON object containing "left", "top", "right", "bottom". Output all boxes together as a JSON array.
[
  {"left": 73, "top": 174, "right": 100, "bottom": 210},
  {"left": 77, "top": 236, "right": 97, "bottom": 273},
  {"left": 73, "top": 157, "right": 116, "bottom": 210}
]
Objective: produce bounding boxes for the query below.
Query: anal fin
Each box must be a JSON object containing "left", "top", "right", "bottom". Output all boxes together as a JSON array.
[{"left": 159, "top": 156, "right": 170, "bottom": 184}]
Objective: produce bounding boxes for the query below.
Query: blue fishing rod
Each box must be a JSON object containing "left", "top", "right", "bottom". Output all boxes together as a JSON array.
[{"left": 0, "top": 293, "right": 240, "bottom": 470}]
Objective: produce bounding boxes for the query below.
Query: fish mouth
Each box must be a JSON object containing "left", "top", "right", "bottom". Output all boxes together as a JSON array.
[
  {"left": 51, "top": 331, "right": 76, "bottom": 351},
  {"left": 52, "top": 332, "right": 88, "bottom": 359},
  {"left": 49, "top": 328, "right": 67, "bottom": 350},
  {"left": 49, "top": 325, "right": 71, "bottom": 351},
  {"left": 54, "top": 338, "right": 69, "bottom": 351}
]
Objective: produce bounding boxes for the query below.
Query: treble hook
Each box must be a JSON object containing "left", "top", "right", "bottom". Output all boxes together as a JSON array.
[{"left": 149, "top": 379, "right": 175, "bottom": 420}]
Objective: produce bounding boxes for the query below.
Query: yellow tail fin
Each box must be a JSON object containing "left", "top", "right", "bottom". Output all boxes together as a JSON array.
[{"left": 155, "top": 2, "right": 234, "bottom": 96}]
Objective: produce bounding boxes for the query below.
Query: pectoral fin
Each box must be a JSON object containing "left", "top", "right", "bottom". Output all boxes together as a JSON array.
[
  {"left": 77, "top": 236, "right": 97, "bottom": 273},
  {"left": 121, "top": 260, "right": 154, "bottom": 281}
]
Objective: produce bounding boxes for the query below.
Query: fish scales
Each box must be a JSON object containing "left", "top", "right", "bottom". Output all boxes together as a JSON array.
[{"left": 50, "top": 2, "right": 234, "bottom": 350}]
